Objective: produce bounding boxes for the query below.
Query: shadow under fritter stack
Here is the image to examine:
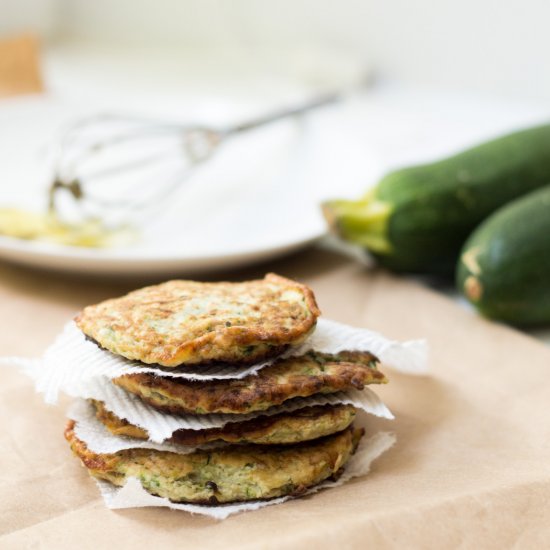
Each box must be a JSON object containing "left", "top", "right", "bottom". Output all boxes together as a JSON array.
[{"left": 65, "top": 273, "right": 388, "bottom": 505}]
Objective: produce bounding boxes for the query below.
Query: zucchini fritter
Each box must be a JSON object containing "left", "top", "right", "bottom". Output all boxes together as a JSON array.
[
  {"left": 65, "top": 422, "right": 363, "bottom": 504},
  {"left": 91, "top": 399, "right": 357, "bottom": 445},
  {"left": 113, "top": 350, "right": 386, "bottom": 415},
  {"left": 75, "top": 273, "right": 320, "bottom": 367}
]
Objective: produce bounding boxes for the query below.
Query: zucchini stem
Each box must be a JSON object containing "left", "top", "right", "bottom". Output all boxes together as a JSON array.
[{"left": 322, "top": 194, "right": 393, "bottom": 253}]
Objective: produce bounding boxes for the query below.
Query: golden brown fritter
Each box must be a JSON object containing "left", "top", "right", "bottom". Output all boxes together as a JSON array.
[
  {"left": 65, "top": 421, "right": 363, "bottom": 504},
  {"left": 113, "top": 350, "right": 386, "bottom": 415},
  {"left": 91, "top": 399, "right": 357, "bottom": 445},
  {"left": 75, "top": 273, "right": 320, "bottom": 367}
]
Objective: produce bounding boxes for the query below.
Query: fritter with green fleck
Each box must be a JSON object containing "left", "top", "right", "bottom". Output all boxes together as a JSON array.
[
  {"left": 91, "top": 399, "right": 357, "bottom": 445},
  {"left": 75, "top": 273, "right": 320, "bottom": 367},
  {"left": 113, "top": 350, "right": 386, "bottom": 415},
  {"left": 65, "top": 422, "right": 363, "bottom": 504}
]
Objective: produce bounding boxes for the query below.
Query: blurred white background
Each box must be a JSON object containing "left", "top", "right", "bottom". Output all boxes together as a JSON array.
[
  {"left": 2, "top": 0, "right": 550, "bottom": 100},
  {"left": 0, "top": 0, "right": 549, "bottom": 279}
]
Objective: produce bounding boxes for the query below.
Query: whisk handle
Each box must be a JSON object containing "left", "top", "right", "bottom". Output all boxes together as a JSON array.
[{"left": 225, "top": 92, "right": 342, "bottom": 136}]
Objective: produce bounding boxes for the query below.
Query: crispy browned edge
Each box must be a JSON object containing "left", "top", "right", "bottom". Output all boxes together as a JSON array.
[
  {"left": 91, "top": 399, "right": 357, "bottom": 445},
  {"left": 265, "top": 273, "right": 321, "bottom": 328},
  {"left": 75, "top": 273, "right": 322, "bottom": 367},
  {"left": 113, "top": 351, "right": 386, "bottom": 415},
  {"left": 64, "top": 420, "right": 364, "bottom": 504}
]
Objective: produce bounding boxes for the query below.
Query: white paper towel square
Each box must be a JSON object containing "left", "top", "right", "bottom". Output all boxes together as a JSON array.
[
  {"left": 75, "top": 376, "right": 393, "bottom": 443},
  {"left": 20, "top": 317, "right": 427, "bottom": 404}
]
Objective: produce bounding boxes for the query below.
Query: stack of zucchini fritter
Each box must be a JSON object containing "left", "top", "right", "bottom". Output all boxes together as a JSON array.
[{"left": 65, "top": 273, "right": 387, "bottom": 505}]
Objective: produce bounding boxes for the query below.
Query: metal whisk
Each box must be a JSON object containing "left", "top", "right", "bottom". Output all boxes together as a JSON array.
[{"left": 48, "top": 91, "right": 345, "bottom": 221}]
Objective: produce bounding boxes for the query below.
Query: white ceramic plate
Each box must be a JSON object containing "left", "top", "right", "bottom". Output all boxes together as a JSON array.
[
  {"left": 0, "top": 97, "right": 328, "bottom": 276},
  {"left": 0, "top": 231, "right": 323, "bottom": 276},
  {"left": 2, "top": 91, "right": 357, "bottom": 276},
  {"left": 0, "top": 46, "right": 376, "bottom": 276}
]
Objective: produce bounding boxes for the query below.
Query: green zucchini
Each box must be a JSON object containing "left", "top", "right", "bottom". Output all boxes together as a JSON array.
[
  {"left": 457, "top": 185, "right": 550, "bottom": 326},
  {"left": 323, "top": 123, "right": 550, "bottom": 274}
]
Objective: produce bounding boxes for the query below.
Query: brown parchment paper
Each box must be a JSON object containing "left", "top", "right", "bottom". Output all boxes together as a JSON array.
[{"left": 1, "top": 247, "right": 550, "bottom": 549}]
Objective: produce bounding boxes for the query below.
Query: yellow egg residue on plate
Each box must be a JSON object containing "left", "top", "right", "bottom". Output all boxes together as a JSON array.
[{"left": 0, "top": 208, "right": 136, "bottom": 248}]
